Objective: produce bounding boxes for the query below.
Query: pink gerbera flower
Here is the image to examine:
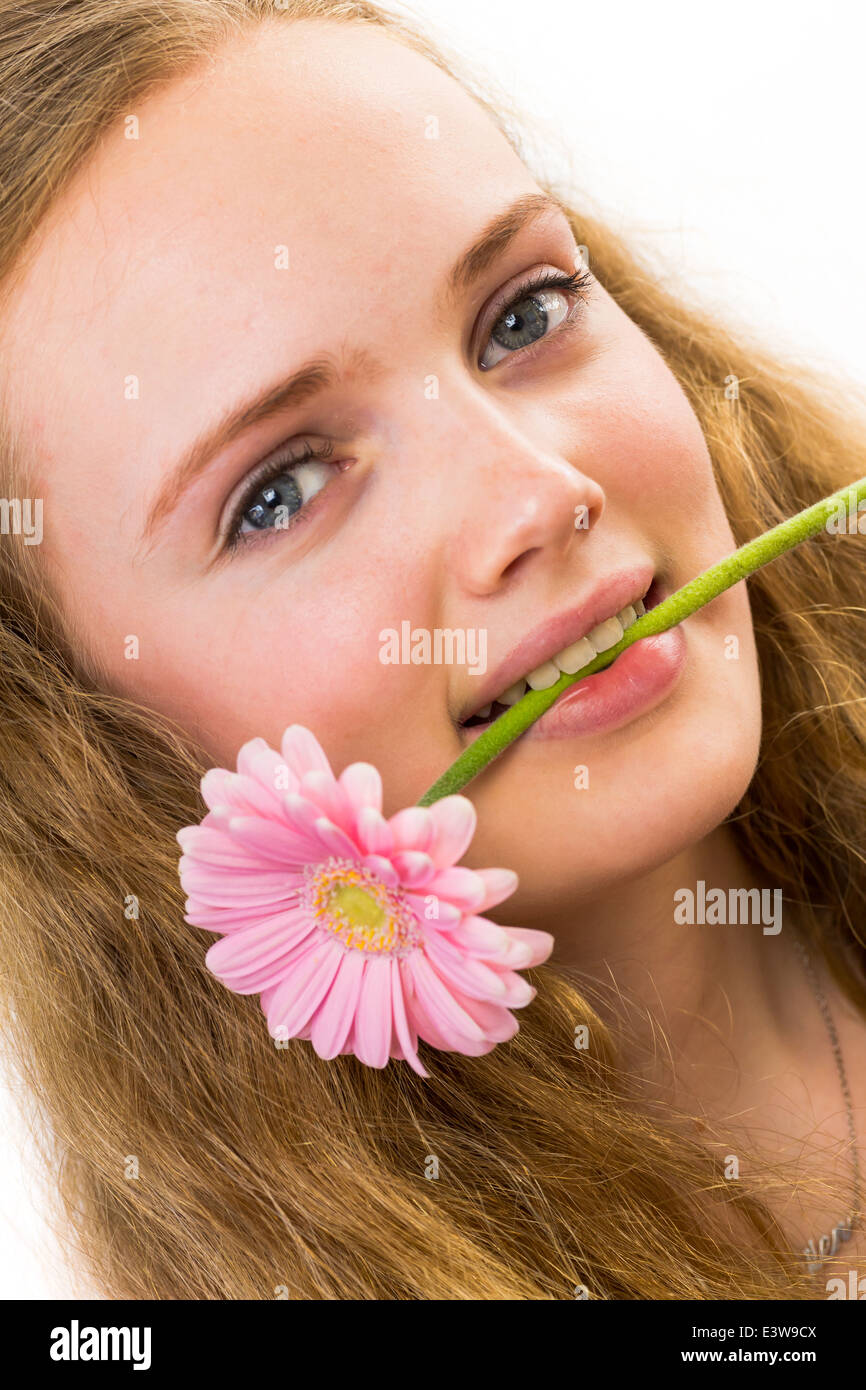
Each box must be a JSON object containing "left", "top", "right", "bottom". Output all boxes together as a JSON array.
[{"left": 176, "top": 725, "right": 553, "bottom": 1077}]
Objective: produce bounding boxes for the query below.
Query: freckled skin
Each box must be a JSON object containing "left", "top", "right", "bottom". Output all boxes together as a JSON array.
[{"left": 0, "top": 19, "right": 760, "bottom": 936}]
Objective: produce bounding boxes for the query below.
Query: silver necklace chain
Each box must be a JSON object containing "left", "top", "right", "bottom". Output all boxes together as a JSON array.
[{"left": 791, "top": 928, "right": 861, "bottom": 1275}]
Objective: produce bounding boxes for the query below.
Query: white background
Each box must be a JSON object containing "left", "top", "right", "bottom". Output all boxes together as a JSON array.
[
  {"left": 404, "top": 0, "right": 866, "bottom": 387},
  {"left": 2, "top": 0, "right": 865, "bottom": 1298}
]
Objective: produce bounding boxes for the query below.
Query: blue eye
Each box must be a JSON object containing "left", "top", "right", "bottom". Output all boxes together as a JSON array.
[
  {"left": 225, "top": 442, "right": 335, "bottom": 550},
  {"left": 480, "top": 266, "right": 592, "bottom": 370}
]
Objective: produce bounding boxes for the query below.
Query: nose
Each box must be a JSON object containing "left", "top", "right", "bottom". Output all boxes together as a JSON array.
[{"left": 448, "top": 413, "right": 605, "bottom": 597}]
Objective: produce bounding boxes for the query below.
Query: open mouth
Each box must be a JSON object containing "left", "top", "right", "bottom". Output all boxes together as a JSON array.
[{"left": 459, "top": 576, "right": 663, "bottom": 730}]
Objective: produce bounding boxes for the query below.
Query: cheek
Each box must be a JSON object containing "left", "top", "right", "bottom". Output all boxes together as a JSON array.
[
  {"left": 620, "top": 390, "right": 713, "bottom": 505},
  {"left": 581, "top": 327, "right": 719, "bottom": 515},
  {"left": 102, "top": 554, "right": 440, "bottom": 775},
  {"left": 131, "top": 593, "right": 391, "bottom": 767}
]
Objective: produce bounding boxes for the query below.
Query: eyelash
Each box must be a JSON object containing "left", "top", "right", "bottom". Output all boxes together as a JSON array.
[
  {"left": 223, "top": 438, "right": 338, "bottom": 552},
  {"left": 480, "top": 264, "right": 593, "bottom": 365},
  {"left": 223, "top": 264, "right": 593, "bottom": 552}
]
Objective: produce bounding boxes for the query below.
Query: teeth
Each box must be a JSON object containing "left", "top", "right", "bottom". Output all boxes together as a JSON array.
[
  {"left": 552, "top": 591, "right": 646, "bottom": 673},
  {"left": 525, "top": 659, "right": 560, "bottom": 691},
  {"left": 586, "top": 616, "right": 623, "bottom": 652},
  {"left": 498, "top": 679, "right": 527, "bottom": 706},
  {"left": 555, "top": 635, "right": 595, "bottom": 675},
  {"left": 476, "top": 589, "right": 651, "bottom": 719}
]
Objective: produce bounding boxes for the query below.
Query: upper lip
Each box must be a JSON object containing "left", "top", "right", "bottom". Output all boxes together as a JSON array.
[{"left": 458, "top": 561, "right": 655, "bottom": 723}]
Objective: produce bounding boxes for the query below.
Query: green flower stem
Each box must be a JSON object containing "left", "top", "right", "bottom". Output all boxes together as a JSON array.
[{"left": 418, "top": 475, "right": 866, "bottom": 807}]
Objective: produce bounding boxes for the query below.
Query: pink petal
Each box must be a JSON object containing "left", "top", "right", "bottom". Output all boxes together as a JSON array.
[
  {"left": 265, "top": 940, "right": 344, "bottom": 1038},
  {"left": 390, "top": 850, "right": 435, "bottom": 888},
  {"left": 223, "top": 814, "right": 314, "bottom": 868},
  {"left": 180, "top": 863, "right": 302, "bottom": 904},
  {"left": 183, "top": 890, "right": 302, "bottom": 921},
  {"left": 404, "top": 977, "right": 498, "bottom": 1058},
  {"left": 258, "top": 935, "right": 325, "bottom": 1016},
  {"left": 360, "top": 854, "right": 399, "bottom": 888},
  {"left": 389, "top": 959, "right": 428, "bottom": 1077},
  {"left": 314, "top": 816, "right": 362, "bottom": 861},
  {"left": 235, "top": 735, "right": 275, "bottom": 774},
  {"left": 205, "top": 914, "right": 318, "bottom": 993},
  {"left": 388, "top": 806, "right": 434, "bottom": 853},
  {"left": 426, "top": 938, "right": 534, "bottom": 1008},
  {"left": 355, "top": 806, "right": 394, "bottom": 857},
  {"left": 422, "top": 930, "right": 509, "bottom": 1001},
  {"left": 281, "top": 725, "right": 335, "bottom": 781},
  {"left": 498, "top": 925, "right": 555, "bottom": 968},
  {"left": 176, "top": 825, "right": 266, "bottom": 870},
  {"left": 399, "top": 956, "right": 453, "bottom": 1051},
  {"left": 404, "top": 892, "right": 462, "bottom": 927},
  {"left": 486, "top": 966, "right": 535, "bottom": 1008},
  {"left": 201, "top": 804, "right": 294, "bottom": 853},
  {"left": 280, "top": 795, "right": 342, "bottom": 862},
  {"left": 236, "top": 739, "right": 298, "bottom": 803},
  {"left": 443, "top": 985, "right": 522, "bottom": 1044},
  {"left": 201, "top": 770, "right": 281, "bottom": 822},
  {"left": 442, "top": 915, "right": 509, "bottom": 955},
  {"left": 427, "top": 796, "right": 476, "bottom": 868},
  {"left": 442, "top": 917, "right": 539, "bottom": 969},
  {"left": 205, "top": 907, "right": 313, "bottom": 966},
  {"left": 424, "top": 865, "right": 486, "bottom": 912},
  {"left": 180, "top": 864, "right": 295, "bottom": 893},
  {"left": 198, "top": 768, "right": 237, "bottom": 813},
  {"left": 404, "top": 952, "right": 487, "bottom": 1044},
  {"left": 310, "top": 950, "right": 366, "bottom": 1060},
  {"left": 339, "top": 762, "right": 383, "bottom": 815},
  {"left": 352, "top": 956, "right": 394, "bottom": 1068},
  {"left": 475, "top": 867, "right": 519, "bottom": 912},
  {"left": 299, "top": 770, "right": 357, "bottom": 837},
  {"left": 184, "top": 899, "right": 304, "bottom": 932}
]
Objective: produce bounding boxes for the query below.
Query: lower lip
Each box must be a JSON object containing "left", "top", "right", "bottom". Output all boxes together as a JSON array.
[{"left": 526, "top": 625, "right": 686, "bottom": 740}]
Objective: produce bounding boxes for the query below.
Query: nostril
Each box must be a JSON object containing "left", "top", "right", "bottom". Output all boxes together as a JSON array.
[{"left": 500, "top": 548, "right": 540, "bottom": 585}]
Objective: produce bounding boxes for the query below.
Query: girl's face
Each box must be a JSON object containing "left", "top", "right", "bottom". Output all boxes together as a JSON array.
[{"left": 2, "top": 19, "right": 761, "bottom": 924}]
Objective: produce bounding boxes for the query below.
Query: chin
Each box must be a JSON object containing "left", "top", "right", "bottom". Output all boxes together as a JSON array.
[{"left": 463, "top": 667, "right": 763, "bottom": 922}]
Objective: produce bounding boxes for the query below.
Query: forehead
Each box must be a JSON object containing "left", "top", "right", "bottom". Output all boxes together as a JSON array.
[
  {"left": 3, "top": 19, "right": 528, "bottom": 380},
  {"left": 0, "top": 18, "right": 533, "bottom": 499}
]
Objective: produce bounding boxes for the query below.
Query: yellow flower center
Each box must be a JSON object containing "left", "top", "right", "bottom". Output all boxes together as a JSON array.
[
  {"left": 327, "top": 883, "right": 386, "bottom": 933},
  {"left": 304, "top": 858, "right": 422, "bottom": 957}
]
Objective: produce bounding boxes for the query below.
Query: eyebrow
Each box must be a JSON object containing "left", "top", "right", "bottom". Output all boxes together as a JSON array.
[{"left": 139, "top": 190, "right": 569, "bottom": 550}]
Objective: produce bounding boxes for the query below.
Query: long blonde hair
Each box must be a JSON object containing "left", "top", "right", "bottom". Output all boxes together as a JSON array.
[{"left": 1, "top": 0, "right": 864, "bottom": 1299}]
